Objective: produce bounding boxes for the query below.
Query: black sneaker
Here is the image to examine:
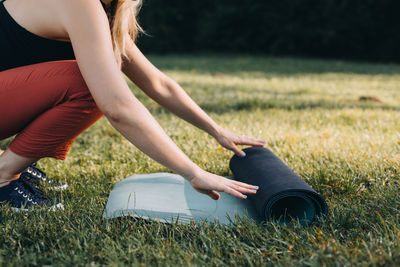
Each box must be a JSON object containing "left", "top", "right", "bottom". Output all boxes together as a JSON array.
[
  {"left": 23, "top": 163, "right": 68, "bottom": 190},
  {"left": 4, "top": 178, "right": 64, "bottom": 212}
]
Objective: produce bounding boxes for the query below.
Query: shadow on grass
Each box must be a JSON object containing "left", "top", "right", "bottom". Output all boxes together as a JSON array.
[
  {"left": 145, "top": 98, "right": 400, "bottom": 115},
  {"left": 149, "top": 54, "right": 400, "bottom": 76},
  {"left": 200, "top": 99, "right": 400, "bottom": 114}
]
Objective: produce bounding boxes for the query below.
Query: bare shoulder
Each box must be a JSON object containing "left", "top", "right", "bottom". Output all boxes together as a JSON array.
[
  {"left": 1, "top": 0, "right": 105, "bottom": 41},
  {"left": 54, "top": 0, "right": 109, "bottom": 33},
  {"left": 55, "top": 0, "right": 105, "bottom": 16}
]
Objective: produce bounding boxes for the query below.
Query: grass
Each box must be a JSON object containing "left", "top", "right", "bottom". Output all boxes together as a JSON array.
[{"left": 1, "top": 55, "right": 400, "bottom": 266}]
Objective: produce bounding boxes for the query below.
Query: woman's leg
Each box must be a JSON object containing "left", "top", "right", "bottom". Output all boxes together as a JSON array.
[
  {"left": 0, "top": 60, "right": 103, "bottom": 188},
  {"left": 0, "top": 150, "right": 37, "bottom": 187}
]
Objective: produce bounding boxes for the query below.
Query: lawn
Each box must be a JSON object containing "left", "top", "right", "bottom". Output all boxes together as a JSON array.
[{"left": 1, "top": 55, "right": 399, "bottom": 266}]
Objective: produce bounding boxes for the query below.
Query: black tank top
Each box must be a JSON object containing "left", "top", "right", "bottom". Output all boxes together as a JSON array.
[{"left": 0, "top": 0, "right": 75, "bottom": 72}]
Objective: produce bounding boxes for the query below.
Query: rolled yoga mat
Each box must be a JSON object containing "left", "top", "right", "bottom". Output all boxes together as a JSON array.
[
  {"left": 103, "top": 147, "right": 327, "bottom": 225},
  {"left": 230, "top": 147, "right": 328, "bottom": 225}
]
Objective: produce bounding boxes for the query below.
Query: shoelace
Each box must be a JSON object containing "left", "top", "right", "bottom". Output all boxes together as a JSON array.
[
  {"left": 22, "top": 178, "right": 48, "bottom": 199},
  {"left": 26, "top": 163, "right": 52, "bottom": 183},
  {"left": 14, "top": 178, "right": 49, "bottom": 205}
]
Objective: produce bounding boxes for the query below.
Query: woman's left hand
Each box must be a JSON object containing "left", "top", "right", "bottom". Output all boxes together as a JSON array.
[{"left": 214, "top": 127, "right": 265, "bottom": 157}]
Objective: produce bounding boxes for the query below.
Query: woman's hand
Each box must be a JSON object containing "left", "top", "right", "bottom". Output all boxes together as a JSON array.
[
  {"left": 215, "top": 127, "right": 265, "bottom": 157},
  {"left": 188, "top": 169, "right": 259, "bottom": 200}
]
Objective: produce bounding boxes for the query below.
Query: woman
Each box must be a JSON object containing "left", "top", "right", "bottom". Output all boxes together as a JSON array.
[{"left": 0, "top": 0, "right": 264, "bottom": 210}]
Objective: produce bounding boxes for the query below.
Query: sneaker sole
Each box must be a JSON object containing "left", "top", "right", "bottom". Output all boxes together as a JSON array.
[
  {"left": 11, "top": 203, "right": 64, "bottom": 212},
  {"left": 50, "top": 184, "right": 69, "bottom": 191}
]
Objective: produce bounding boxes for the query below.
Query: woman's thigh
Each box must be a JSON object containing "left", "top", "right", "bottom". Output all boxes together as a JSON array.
[{"left": 0, "top": 60, "right": 90, "bottom": 140}]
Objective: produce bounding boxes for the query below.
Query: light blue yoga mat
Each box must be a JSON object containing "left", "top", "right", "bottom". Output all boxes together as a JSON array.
[{"left": 102, "top": 173, "right": 260, "bottom": 225}]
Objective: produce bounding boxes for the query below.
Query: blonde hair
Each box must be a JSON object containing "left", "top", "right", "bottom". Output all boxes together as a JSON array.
[{"left": 101, "top": 0, "right": 143, "bottom": 68}]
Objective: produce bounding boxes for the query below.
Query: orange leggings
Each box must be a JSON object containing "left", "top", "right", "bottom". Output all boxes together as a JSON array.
[{"left": 0, "top": 60, "right": 103, "bottom": 160}]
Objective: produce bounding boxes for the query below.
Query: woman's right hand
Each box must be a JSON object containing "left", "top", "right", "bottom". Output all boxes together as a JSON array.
[{"left": 188, "top": 169, "right": 259, "bottom": 200}]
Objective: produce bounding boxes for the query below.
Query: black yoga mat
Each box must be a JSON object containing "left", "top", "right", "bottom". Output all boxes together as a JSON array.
[{"left": 230, "top": 147, "right": 328, "bottom": 225}]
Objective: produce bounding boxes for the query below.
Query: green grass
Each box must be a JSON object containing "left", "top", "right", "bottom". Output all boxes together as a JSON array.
[{"left": 1, "top": 55, "right": 400, "bottom": 266}]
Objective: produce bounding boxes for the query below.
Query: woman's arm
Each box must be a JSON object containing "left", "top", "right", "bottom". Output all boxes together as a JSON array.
[
  {"left": 57, "top": 0, "right": 257, "bottom": 199},
  {"left": 122, "top": 42, "right": 221, "bottom": 137},
  {"left": 122, "top": 40, "right": 265, "bottom": 156}
]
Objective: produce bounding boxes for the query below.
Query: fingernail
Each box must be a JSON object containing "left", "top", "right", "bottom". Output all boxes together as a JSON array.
[
  {"left": 250, "top": 189, "right": 257, "bottom": 193},
  {"left": 240, "top": 152, "right": 246, "bottom": 158},
  {"left": 243, "top": 194, "right": 247, "bottom": 199},
  {"left": 254, "top": 186, "right": 259, "bottom": 189}
]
